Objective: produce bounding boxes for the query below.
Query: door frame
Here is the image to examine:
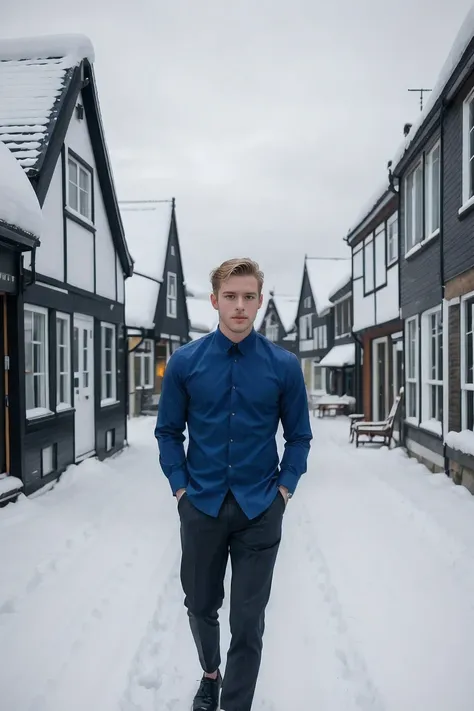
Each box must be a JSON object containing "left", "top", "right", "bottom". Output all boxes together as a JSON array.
[
  {"left": 372, "top": 336, "right": 389, "bottom": 421},
  {"left": 73, "top": 313, "right": 95, "bottom": 462}
]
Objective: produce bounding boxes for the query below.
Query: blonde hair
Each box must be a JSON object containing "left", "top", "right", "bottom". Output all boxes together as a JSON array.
[{"left": 210, "top": 257, "right": 264, "bottom": 295}]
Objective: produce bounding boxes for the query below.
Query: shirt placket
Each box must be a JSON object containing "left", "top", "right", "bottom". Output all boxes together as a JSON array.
[{"left": 228, "top": 346, "right": 239, "bottom": 477}]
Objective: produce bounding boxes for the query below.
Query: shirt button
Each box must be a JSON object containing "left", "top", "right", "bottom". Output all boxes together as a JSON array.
[
  {"left": 232, "top": 412, "right": 235, "bottom": 416},
  {"left": 232, "top": 385, "right": 236, "bottom": 389},
  {"left": 228, "top": 464, "right": 232, "bottom": 468},
  {"left": 230, "top": 439, "right": 233, "bottom": 442}
]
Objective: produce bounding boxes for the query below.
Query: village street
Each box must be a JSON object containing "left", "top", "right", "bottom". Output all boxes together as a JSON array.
[{"left": 1, "top": 415, "right": 474, "bottom": 711}]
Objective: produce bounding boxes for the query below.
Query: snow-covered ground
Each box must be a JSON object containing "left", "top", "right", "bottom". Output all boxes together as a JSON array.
[{"left": 1, "top": 416, "right": 474, "bottom": 711}]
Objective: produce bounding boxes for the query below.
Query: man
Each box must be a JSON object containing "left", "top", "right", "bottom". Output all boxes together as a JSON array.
[{"left": 155, "top": 257, "right": 312, "bottom": 711}]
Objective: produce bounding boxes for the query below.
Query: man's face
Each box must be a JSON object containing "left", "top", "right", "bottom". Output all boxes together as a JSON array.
[{"left": 211, "top": 274, "right": 263, "bottom": 337}]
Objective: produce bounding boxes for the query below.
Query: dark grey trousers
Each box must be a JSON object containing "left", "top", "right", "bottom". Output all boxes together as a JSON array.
[{"left": 178, "top": 490, "right": 285, "bottom": 711}]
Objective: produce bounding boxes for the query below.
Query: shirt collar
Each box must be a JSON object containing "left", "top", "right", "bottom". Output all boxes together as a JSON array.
[{"left": 213, "top": 325, "right": 257, "bottom": 355}]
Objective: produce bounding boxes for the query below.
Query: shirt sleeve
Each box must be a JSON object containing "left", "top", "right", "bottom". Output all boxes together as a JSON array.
[
  {"left": 278, "top": 354, "right": 313, "bottom": 494},
  {"left": 154, "top": 351, "right": 189, "bottom": 495}
]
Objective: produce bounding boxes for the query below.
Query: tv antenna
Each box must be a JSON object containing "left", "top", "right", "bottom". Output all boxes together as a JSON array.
[{"left": 408, "top": 87, "right": 432, "bottom": 111}]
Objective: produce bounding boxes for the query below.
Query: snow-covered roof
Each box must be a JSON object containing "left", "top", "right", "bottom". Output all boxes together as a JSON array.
[
  {"left": 0, "top": 34, "right": 94, "bottom": 173},
  {"left": 272, "top": 295, "right": 298, "bottom": 333},
  {"left": 0, "top": 138, "right": 42, "bottom": 238},
  {"left": 347, "top": 181, "right": 391, "bottom": 237},
  {"left": 120, "top": 201, "right": 173, "bottom": 330},
  {"left": 328, "top": 268, "right": 352, "bottom": 301},
  {"left": 119, "top": 201, "right": 171, "bottom": 280},
  {"left": 305, "top": 258, "right": 351, "bottom": 315},
  {"left": 125, "top": 274, "right": 159, "bottom": 331},
  {"left": 392, "top": 5, "right": 474, "bottom": 171},
  {"left": 319, "top": 343, "right": 355, "bottom": 368},
  {"left": 186, "top": 295, "right": 218, "bottom": 333}
]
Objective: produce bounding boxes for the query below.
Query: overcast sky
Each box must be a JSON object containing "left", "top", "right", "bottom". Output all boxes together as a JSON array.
[{"left": 3, "top": 0, "right": 474, "bottom": 299}]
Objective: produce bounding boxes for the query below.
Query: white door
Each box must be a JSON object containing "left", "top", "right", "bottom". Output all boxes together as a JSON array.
[{"left": 73, "top": 314, "right": 95, "bottom": 460}]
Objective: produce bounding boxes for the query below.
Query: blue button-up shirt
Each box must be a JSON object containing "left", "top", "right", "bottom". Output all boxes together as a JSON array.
[{"left": 154, "top": 327, "right": 312, "bottom": 519}]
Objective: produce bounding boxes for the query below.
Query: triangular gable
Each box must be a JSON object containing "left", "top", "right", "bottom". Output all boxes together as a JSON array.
[
  {"left": 0, "top": 33, "right": 132, "bottom": 276},
  {"left": 304, "top": 257, "right": 351, "bottom": 315},
  {"left": 119, "top": 200, "right": 173, "bottom": 330}
]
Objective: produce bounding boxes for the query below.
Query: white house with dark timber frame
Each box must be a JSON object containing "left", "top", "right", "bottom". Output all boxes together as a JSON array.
[
  {"left": 295, "top": 255, "right": 351, "bottom": 396},
  {"left": 119, "top": 199, "right": 190, "bottom": 417},
  {"left": 0, "top": 34, "right": 133, "bottom": 497}
]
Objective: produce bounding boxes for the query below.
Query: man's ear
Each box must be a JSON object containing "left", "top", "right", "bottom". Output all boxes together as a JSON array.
[{"left": 210, "top": 293, "right": 218, "bottom": 311}]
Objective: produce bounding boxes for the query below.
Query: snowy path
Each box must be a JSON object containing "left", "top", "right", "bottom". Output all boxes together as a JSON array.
[{"left": 1, "top": 417, "right": 474, "bottom": 710}]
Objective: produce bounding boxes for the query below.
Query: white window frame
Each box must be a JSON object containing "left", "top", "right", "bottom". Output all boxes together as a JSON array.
[
  {"left": 100, "top": 322, "right": 117, "bottom": 405},
  {"left": 56, "top": 312, "right": 71, "bottom": 411},
  {"left": 303, "top": 296, "right": 312, "bottom": 308},
  {"left": 352, "top": 242, "right": 363, "bottom": 279},
  {"left": 334, "top": 296, "right": 351, "bottom": 339},
  {"left": 425, "top": 142, "right": 440, "bottom": 239},
  {"left": 405, "top": 161, "right": 423, "bottom": 254},
  {"left": 299, "top": 314, "right": 312, "bottom": 341},
  {"left": 166, "top": 272, "right": 177, "bottom": 318},
  {"left": 420, "top": 305, "right": 443, "bottom": 432},
  {"left": 265, "top": 322, "right": 279, "bottom": 342},
  {"left": 312, "top": 362, "right": 326, "bottom": 394},
  {"left": 134, "top": 338, "right": 154, "bottom": 390},
  {"left": 462, "top": 89, "right": 474, "bottom": 210},
  {"left": 374, "top": 222, "right": 386, "bottom": 289},
  {"left": 387, "top": 213, "right": 398, "bottom": 266},
  {"left": 363, "top": 235, "right": 374, "bottom": 294},
  {"left": 405, "top": 315, "right": 419, "bottom": 423},
  {"left": 460, "top": 290, "right": 474, "bottom": 430},
  {"left": 24, "top": 304, "right": 51, "bottom": 419},
  {"left": 67, "top": 153, "right": 92, "bottom": 222}
]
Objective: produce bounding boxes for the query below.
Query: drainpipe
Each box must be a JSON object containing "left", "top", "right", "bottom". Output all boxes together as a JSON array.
[{"left": 440, "top": 98, "right": 448, "bottom": 474}]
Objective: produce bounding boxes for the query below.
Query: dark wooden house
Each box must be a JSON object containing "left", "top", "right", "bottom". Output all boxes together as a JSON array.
[
  {"left": 319, "top": 274, "right": 356, "bottom": 398},
  {"left": 0, "top": 34, "right": 133, "bottom": 497},
  {"left": 392, "top": 7, "right": 474, "bottom": 488},
  {"left": 119, "top": 199, "right": 190, "bottom": 417},
  {"left": 256, "top": 290, "right": 298, "bottom": 353},
  {"left": 295, "top": 256, "right": 351, "bottom": 397}
]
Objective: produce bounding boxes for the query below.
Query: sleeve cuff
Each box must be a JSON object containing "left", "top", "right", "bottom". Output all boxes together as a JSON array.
[
  {"left": 277, "top": 469, "right": 300, "bottom": 495},
  {"left": 168, "top": 467, "right": 189, "bottom": 495}
]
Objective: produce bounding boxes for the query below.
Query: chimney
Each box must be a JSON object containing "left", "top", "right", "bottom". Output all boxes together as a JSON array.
[{"left": 403, "top": 122, "right": 412, "bottom": 137}]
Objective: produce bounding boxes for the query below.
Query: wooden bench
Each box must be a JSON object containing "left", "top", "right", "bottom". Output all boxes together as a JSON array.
[{"left": 352, "top": 394, "right": 402, "bottom": 448}]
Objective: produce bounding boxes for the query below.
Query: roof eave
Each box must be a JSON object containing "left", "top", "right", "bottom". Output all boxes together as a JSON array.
[{"left": 0, "top": 222, "right": 40, "bottom": 251}]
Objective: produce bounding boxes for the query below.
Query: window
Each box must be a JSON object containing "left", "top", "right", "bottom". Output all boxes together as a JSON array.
[
  {"left": 101, "top": 323, "right": 116, "bottom": 403},
  {"left": 41, "top": 445, "right": 56, "bottom": 476},
  {"left": 68, "top": 154, "right": 92, "bottom": 220},
  {"left": 265, "top": 323, "right": 279, "bottom": 342},
  {"left": 299, "top": 314, "right": 312, "bottom": 340},
  {"left": 405, "top": 316, "right": 419, "bottom": 420},
  {"left": 134, "top": 339, "right": 154, "bottom": 389},
  {"left": 374, "top": 223, "right": 386, "bottom": 289},
  {"left": 335, "top": 298, "right": 351, "bottom": 337},
  {"left": 425, "top": 143, "right": 440, "bottom": 236},
  {"left": 170, "top": 245, "right": 175, "bottom": 256},
  {"left": 462, "top": 92, "right": 474, "bottom": 205},
  {"left": 421, "top": 307, "right": 443, "bottom": 429},
  {"left": 387, "top": 213, "right": 398, "bottom": 265},
  {"left": 312, "top": 363, "right": 326, "bottom": 392},
  {"left": 304, "top": 296, "right": 312, "bottom": 308},
  {"left": 24, "top": 305, "right": 49, "bottom": 415},
  {"left": 314, "top": 325, "right": 327, "bottom": 350},
  {"left": 56, "top": 313, "right": 71, "bottom": 409},
  {"left": 405, "top": 162, "right": 423, "bottom": 252},
  {"left": 167, "top": 272, "right": 177, "bottom": 318},
  {"left": 461, "top": 296, "right": 474, "bottom": 430},
  {"left": 363, "top": 235, "right": 374, "bottom": 293},
  {"left": 352, "top": 243, "right": 363, "bottom": 279}
]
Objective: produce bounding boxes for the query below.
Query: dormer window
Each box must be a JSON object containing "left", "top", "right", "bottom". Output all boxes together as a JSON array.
[{"left": 67, "top": 153, "right": 92, "bottom": 221}]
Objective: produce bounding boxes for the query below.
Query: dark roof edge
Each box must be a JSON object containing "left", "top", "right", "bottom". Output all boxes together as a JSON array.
[{"left": 346, "top": 189, "right": 395, "bottom": 245}]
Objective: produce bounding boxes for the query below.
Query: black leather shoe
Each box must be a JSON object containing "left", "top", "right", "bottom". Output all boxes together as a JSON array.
[{"left": 192, "top": 670, "right": 222, "bottom": 711}]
